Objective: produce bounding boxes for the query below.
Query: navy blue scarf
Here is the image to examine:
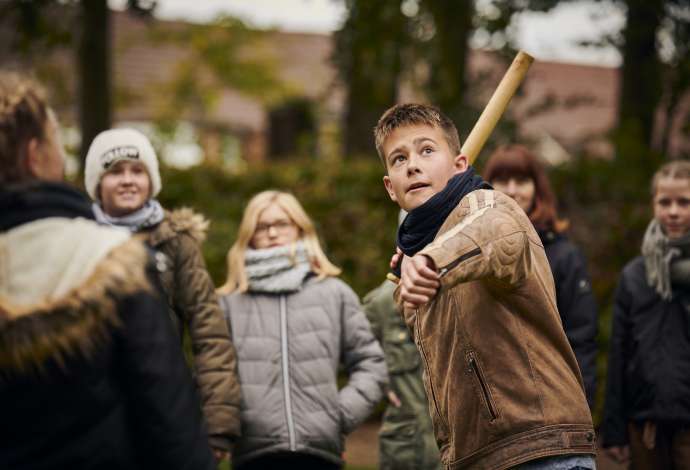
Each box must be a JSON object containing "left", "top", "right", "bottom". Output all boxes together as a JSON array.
[{"left": 393, "top": 167, "right": 490, "bottom": 277}]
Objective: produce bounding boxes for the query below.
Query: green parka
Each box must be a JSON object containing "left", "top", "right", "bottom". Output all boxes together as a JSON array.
[
  {"left": 363, "top": 280, "right": 441, "bottom": 470},
  {"left": 141, "top": 208, "right": 241, "bottom": 451}
]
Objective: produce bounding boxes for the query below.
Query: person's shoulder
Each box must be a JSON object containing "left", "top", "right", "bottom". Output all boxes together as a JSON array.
[
  {"left": 151, "top": 207, "right": 209, "bottom": 247},
  {"left": 166, "top": 208, "right": 209, "bottom": 243},
  {"left": 621, "top": 255, "right": 645, "bottom": 279},
  {"left": 466, "top": 189, "right": 531, "bottom": 230},
  {"left": 216, "top": 289, "right": 252, "bottom": 314},
  {"left": 309, "top": 276, "right": 359, "bottom": 302},
  {"left": 311, "top": 275, "right": 350, "bottom": 291},
  {"left": 544, "top": 233, "right": 582, "bottom": 259},
  {"left": 363, "top": 280, "right": 395, "bottom": 304}
]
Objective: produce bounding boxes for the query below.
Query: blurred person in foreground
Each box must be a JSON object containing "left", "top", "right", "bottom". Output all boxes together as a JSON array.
[
  {"left": 483, "top": 145, "right": 598, "bottom": 409},
  {"left": 602, "top": 160, "right": 690, "bottom": 469},
  {"left": 217, "top": 190, "right": 387, "bottom": 470},
  {"left": 375, "top": 103, "right": 595, "bottom": 469},
  {"left": 83, "top": 128, "right": 241, "bottom": 461},
  {"left": 0, "top": 72, "right": 214, "bottom": 469},
  {"left": 363, "top": 210, "right": 441, "bottom": 470}
]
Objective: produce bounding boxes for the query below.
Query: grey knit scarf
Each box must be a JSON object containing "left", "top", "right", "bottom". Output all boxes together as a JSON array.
[
  {"left": 245, "top": 241, "right": 312, "bottom": 294},
  {"left": 641, "top": 219, "right": 690, "bottom": 300},
  {"left": 92, "top": 199, "right": 165, "bottom": 233}
]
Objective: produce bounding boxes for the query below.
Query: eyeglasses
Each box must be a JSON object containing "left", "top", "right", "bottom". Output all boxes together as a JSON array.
[{"left": 254, "top": 219, "right": 295, "bottom": 237}]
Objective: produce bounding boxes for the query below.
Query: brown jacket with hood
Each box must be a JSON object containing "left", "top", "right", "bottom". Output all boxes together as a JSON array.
[
  {"left": 141, "top": 208, "right": 241, "bottom": 450},
  {"left": 397, "top": 188, "right": 595, "bottom": 470}
]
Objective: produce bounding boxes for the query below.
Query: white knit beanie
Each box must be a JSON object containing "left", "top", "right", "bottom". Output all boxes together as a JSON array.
[{"left": 84, "top": 128, "right": 162, "bottom": 201}]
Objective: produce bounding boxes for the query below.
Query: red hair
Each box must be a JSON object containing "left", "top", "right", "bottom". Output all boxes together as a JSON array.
[{"left": 483, "top": 145, "right": 569, "bottom": 233}]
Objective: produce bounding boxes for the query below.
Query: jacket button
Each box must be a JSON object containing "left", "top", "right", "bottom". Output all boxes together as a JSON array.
[{"left": 586, "top": 432, "right": 594, "bottom": 442}]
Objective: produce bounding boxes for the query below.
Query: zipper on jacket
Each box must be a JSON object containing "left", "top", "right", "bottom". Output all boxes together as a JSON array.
[
  {"left": 439, "top": 247, "right": 482, "bottom": 278},
  {"left": 469, "top": 353, "right": 498, "bottom": 421},
  {"left": 280, "top": 295, "right": 297, "bottom": 450}
]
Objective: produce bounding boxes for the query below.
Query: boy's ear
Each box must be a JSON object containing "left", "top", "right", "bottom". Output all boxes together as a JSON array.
[
  {"left": 453, "top": 153, "right": 469, "bottom": 172},
  {"left": 383, "top": 176, "right": 398, "bottom": 203}
]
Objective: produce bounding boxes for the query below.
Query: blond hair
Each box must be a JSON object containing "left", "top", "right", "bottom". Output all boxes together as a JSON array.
[
  {"left": 0, "top": 72, "right": 51, "bottom": 184},
  {"left": 374, "top": 103, "right": 462, "bottom": 168},
  {"left": 217, "top": 190, "right": 341, "bottom": 294},
  {"left": 651, "top": 160, "right": 690, "bottom": 196}
]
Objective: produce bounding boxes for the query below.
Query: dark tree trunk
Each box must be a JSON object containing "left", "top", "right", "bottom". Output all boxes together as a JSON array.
[
  {"left": 424, "top": 0, "right": 475, "bottom": 131},
  {"left": 336, "top": 1, "right": 407, "bottom": 158},
  {"left": 615, "top": 0, "right": 664, "bottom": 166},
  {"left": 78, "top": 0, "right": 111, "bottom": 169}
]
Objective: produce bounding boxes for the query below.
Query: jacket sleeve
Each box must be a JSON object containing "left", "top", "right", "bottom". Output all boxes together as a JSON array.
[
  {"left": 173, "top": 233, "right": 241, "bottom": 449},
  {"left": 362, "top": 285, "right": 385, "bottom": 344},
  {"left": 338, "top": 283, "right": 388, "bottom": 434},
  {"left": 419, "top": 208, "right": 532, "bottom": 290},
  {"left": 115, "top": 277, "right": 215, "bottom": 470},
  {"left": 601, "top": 273, "right": 632, "bottom": 447},
  {"left": 553, "top": 244, "right": 599, "bottom": 410}
]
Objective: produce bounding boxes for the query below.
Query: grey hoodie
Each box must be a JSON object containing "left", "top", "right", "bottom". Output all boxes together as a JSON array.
[{"left": 220, "top": 276, "right": 387, "bottom": 467}]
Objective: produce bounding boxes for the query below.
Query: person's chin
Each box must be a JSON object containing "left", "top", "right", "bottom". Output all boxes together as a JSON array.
[
  {"left": 667, "top": 228, "right": 689, "bottom": 239},
  {"left": 114, "top": 200, "right": 144, "bottom": 214},
  {"left": 403, "top": 192, "right": 433, "bottom": 211}
]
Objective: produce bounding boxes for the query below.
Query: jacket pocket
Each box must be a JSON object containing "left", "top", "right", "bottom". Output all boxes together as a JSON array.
[
  {"left": 416, "top": 335, "right": 450, "bottom": 441},
  {"left": 467, "top": 351, "right": 499, "bottom": 422}
]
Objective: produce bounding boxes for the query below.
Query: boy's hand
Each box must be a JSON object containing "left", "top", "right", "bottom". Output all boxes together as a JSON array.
[
  {"left": 387, "top": 390, "right": 402, "bottom": 408},
  {"left": 400, "top": 254, "right": 440, "bottom": 308},
  {"left": 390, "top": 247, "right": 403, "bottom": 270}
]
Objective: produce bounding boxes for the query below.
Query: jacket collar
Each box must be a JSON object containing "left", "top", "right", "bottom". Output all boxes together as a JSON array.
[
  {"left": 143, "top": 208, "right": 208, "bottom": 247},
  {"left": 0, "top": 181, "right": 94, "bottom": 232}
]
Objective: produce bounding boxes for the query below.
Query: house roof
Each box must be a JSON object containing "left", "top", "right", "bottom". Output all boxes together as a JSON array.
[{"left": 2, "top": 9, "right": 687, "bottom": 158}]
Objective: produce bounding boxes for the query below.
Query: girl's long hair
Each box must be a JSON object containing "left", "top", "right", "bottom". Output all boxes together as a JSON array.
[
  {"left": 217, "top": 190, "right": 341, "bottom": 294},
  {"left": 483, "top": 144, "right": 569, "bottom": 233}
]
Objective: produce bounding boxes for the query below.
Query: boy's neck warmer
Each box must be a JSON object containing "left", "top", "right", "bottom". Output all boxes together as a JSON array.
[
  {"left": 642, "top": 219, "right": 690, "bottom": 300},
  {"left": 245, "top": 241, "right": 312, "bottom": 294},
  {"left": 394, "top": 167, "right": 491, "bottom": 277},
  {"left": 92, "top": 199, "right": 165, "bottom": 233}
]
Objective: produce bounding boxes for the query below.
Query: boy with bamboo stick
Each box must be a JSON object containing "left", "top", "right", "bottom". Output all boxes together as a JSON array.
[{"left": 375, "top": 103, "right": 595, "bottom": 470}]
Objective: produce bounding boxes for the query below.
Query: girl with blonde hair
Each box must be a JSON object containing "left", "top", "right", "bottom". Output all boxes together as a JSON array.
[
  {"left": 218, "top": 190, "right": 387, "bottom": 470},
  {"left": 218, "top": 190, "right": 340, "bottom": 294}
]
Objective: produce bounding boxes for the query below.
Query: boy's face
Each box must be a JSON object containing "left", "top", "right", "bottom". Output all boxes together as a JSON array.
[{"left": 382, "top": 124, "right": 468, "bottom": 211}]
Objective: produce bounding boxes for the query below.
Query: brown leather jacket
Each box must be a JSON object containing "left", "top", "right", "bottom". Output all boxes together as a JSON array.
[
  {"left": 397, "top": 189, "right": 595, "bottom": 470},
  {"left": 142, "top": 208, "right": 241, "bottom": 451}
]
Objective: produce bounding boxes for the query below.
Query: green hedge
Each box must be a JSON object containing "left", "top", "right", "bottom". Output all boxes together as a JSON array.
[{"left": 159, "top": 159, "right": 399, "bottom": 297}]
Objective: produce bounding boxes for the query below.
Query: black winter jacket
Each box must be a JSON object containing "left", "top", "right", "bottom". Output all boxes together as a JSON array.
[
  {"left": 540, "top": 230, "right": 599, "bottom": 408},
  {"left": 602, "top": 256, "right": 690, "bottom": 447},
  {"left": 0, "top": 183, "right": 215, "bottom": 470}
]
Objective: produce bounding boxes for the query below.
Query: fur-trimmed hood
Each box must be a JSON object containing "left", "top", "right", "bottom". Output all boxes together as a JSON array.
[
  {"left": 0, "top": 217, "right": 151, "bottom": 373},
  {"left": 147, "top": 207, "right": 209, "bottom": 248}
]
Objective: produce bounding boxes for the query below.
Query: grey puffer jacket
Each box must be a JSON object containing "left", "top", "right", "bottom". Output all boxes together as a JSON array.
[{"left": 220, "top": 276, "right": 387, "bottom": 467}]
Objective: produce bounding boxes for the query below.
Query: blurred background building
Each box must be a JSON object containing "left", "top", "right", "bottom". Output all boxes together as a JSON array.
[{"left": 1, "top": 1, "right": 688, "bottom": 172}]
